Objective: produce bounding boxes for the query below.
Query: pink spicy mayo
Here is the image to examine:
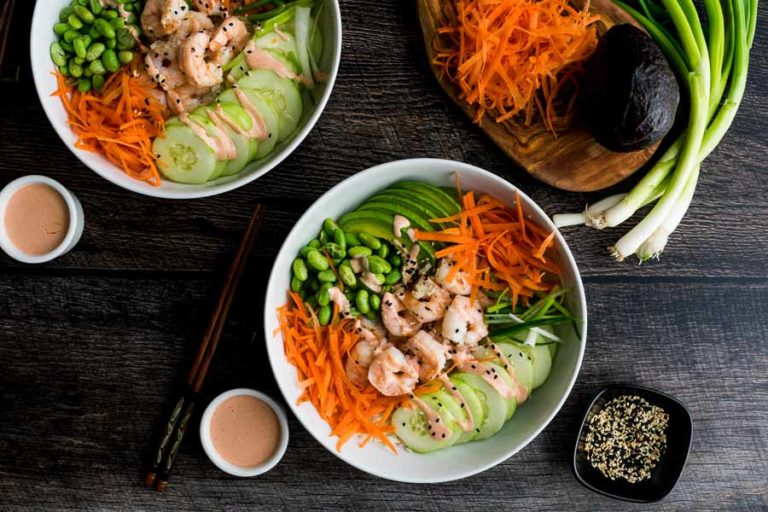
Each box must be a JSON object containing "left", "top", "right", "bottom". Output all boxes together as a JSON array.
[
  {"left": 210, "top": 395, "right": 281, "bottom": 468},
  {"left": 4, "top": 184, "right": 69, "bottom": 255}
]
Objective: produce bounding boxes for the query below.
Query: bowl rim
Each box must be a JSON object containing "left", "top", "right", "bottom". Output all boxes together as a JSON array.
[
  {"left": 30, "top": 0, "right": 343, "bottom": 200},
  {"left": 262, "top": 157, "right": 588, "bottom": 483},
  {"left": 572, "top": 384, "right": 693, "bottom": 502}
]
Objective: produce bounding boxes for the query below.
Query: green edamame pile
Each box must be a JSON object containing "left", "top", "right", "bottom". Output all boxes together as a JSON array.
[
  {"left": 291, "top": 218, "right": 405, "bottom": 326},
  {"left": 50, "top": 0, "right": 143, "bottom": 93}
]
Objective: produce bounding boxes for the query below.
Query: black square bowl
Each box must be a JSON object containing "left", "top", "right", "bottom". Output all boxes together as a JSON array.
[{"left": 573, "top": 385, "right": 693, "bottom": 503}]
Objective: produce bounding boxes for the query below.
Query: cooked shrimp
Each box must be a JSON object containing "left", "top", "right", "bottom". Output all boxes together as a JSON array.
[
  {"left": 209, "top": 17, "right": 250, "bottom": 65},
  {"left": 442, "top": 295, "right": 488, "bottom": 346},
  {"left": 169, "top": 11, "right": 214, "bottom": 44},
  {"left": 191, "top": 0, "right": 228, "bottom": 16},
  {"left": 167, "top": 83, "right": 216, "bottom": 114},
  {"left": 407, "top": 330, "right": 448, "bottom": 382},
  {"left": 401, "top": 276, "right": 451, "bottom": 323},
  {"left": 144, "top": 40, "right": 186, "bottom": 91},
  {"left": 435, "top": 257, "right": 472, "bottom": 296},
  {"left": 381, "top": 292, "right": 422, "bottom": 338},
  {"left": 328, "top": 286, "right": 352, "bottom": 318},
  {"left": 345, "top": 319, "right": 387, "bottom": 387},
  {"left": 367, "top": 346, "right": 419, "bottom": 396},
  {"left": 141, "top": 0, "right": 188, "bottom": 40},
  {"left": 180, "top": 31, "right": 223, "bottom": 88}
]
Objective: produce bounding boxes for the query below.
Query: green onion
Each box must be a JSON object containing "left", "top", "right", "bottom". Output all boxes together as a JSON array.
[{"left": 553, "top": 0, "right": 757, "bottom": 262}]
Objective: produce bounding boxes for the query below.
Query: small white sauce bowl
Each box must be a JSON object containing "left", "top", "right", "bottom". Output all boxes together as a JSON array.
[
  {"left": 200, "top": 388, "right": 290, "bottom": 477},
  {"left": 0, "top": 175, "right": 85, "bottom": 264}
]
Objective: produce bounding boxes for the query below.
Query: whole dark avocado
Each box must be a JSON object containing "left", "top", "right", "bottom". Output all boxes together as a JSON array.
[{"left": 584, "top": 24, "right": 680, "bottom": 152}]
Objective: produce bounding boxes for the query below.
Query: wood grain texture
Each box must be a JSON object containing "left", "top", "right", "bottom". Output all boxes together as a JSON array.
[
  {"left": 0, "top": 0, "right": 766, "bottom": 510},
  {"left": 416, "top": 0, "right": 659, "bottom": 192}
]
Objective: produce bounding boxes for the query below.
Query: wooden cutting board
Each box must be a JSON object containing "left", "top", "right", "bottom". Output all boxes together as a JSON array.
[{"left": 417, "top": 0, "right": 659, "bottom": 192}]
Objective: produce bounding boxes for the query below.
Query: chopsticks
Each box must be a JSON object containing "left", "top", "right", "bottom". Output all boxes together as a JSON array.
[{"left": 144, "top": 204, "right": 265, "bottom": 492}]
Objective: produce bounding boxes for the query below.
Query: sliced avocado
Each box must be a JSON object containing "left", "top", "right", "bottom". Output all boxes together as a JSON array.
[
  {"left": 389, "top": 182, "right": 462, "bottom": 215},
  {"left": 337, "top": 217, "right": 395, "bottom": 241},
  {"left": 369, "top": 190, "right": 451, "bottom": 222},
  {"left": 357, "top": 201, "right": 433, "bottom": 232}
]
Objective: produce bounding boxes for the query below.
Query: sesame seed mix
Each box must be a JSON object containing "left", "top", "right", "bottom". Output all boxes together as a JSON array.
[{"left": 584, "top": 395, "right": 669, "bottom": 483}]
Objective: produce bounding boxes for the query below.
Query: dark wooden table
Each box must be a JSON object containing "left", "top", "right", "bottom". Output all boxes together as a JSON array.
[{"left": 1, "top": 2, "right": 766, "bottom": 511}]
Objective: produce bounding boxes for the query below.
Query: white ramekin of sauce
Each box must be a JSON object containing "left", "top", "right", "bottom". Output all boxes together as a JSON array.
[
  {"left": 200, "top": 388, "right": 289, "bottom": 477},
  {"left": 0, "top": 175, "right": 84, "bottom": 264}
]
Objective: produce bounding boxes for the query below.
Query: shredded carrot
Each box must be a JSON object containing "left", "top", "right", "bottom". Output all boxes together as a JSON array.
[
  {"left": 415, "top": 190, "right": 560, "bottom": 308},
  {"left": 433, "top": 0, "right": 599, "bottom": 133},
  {"left": 278, "top": 292, "right": 405, "bottom": 452},
  {"left": 53, "top": 70, "right": 166, "bottom": 186}
]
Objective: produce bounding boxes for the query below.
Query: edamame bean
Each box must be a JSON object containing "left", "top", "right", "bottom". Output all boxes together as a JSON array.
[
  {"left": 67, "top": 14, "right": 84, "bottom": 30},
  {"left": 88, "top": 25, "right": 100, "bottom": 39},
  {"left": 102, "top": 49, "right": 120, "bottom": 72},
  {"left": 306, "top": 249, "right": 329, "bottom": 271},
  {"left": 77, "top": 77, "right": 91, "bottom": 93},
  {"left": 88, "top": 58, "right": 106, "bottom": 74},
  {"left": 333, "top": 229, "right": 346, "bottom": 251},
  {"left": 309, "top": 278, "right": 320, "bottom": 292},
  {"left": 60, "top": 7, "right": 75, "bottom": 22},
  {"left": 292, "top": 258, "right": 309, "bottom": 281},
  {"left": 64, "top": 29, "right": 80, "bottom": 43},
  {"left": 105, "top": 38, "right": 117, "bottom": 49},
  {"left": 95, "top": 18, "right": 116, "bottom": 38},
  {"left": 345, "top": 232, "right": 360, "bottom": 246},
  {"left": 58, "top": 64, "right": 69, "bottom": 77},
  {"left": 367, "top": 255, "right": 391, "bottom": 274},
  {"left": 290, "top": 276, "right": 303, "bottom": 292},
  {"left": 74, "top": 5, "right": 95, "bottom": 24},
  {"left": 358, "top": 233, "right": 381, "bottom": 250},
  {"left": 389, "top": 254, "right": 402, "bottom": 268},
  {"left": 54, "top": 23, "right": 70, "bottom": 36},
  {"left": 338, "top": 265, "right": 356, "bottom": 287},
  {"left": 305, "top": 295, "right": 318, "bottom": 309},
  {"left": 318, "top": 229, "right": 328, "bottom": 244},
  {"left": 384, "top": 270, "right": 401, "bottom": 285},
  {"left": 374, "top": 273, "right": 386, "bottom": 284},
  {"left": 317, "top": 270, "right": 337, "bottom": 283},
  {"left": 300, "top": 243, "right": 318, "bottom": 258},
  {"left": 80, "top": 34, "right": 92, "bottom": 47},
  {"left": 318, "top": 305, "right": 332, "bottom": 326},
  {"left": 59, "top": 40, "right": 74, "bottom": 53},
  {"left": 110, "top": 17, "right": 126, "bottom": 29},
  {"left": 317, "top": 283, "right": 333, "bottom": 306},
  {"left": 348, "top": 307, "right": 360, "bottom": 318},
  {"left": 323, "top": 242, "right": 345, "bottom": 259},
  {"left": 92, "top": 74, "right": 105, "bottom": 91},
  {"left": 355, "top": 290, "right": 370, "bottom": 314},
  {"left": 83, "top": 67, "right": 93, "bottom": 77},
  {"left": 369, "top": 294, "right": 381, "bottom": 312},
  {"left": 126, "top": 13, "right": 138, "bottom": 25},
  {"left": 73, "top": 37, "right": 87, "bottom": 58},
  {"left": 322, "top": 218, "right": 339, "bottom": 236},
  {"left": 50, "top": 43, "right": 68, "bottom": 67},
  {"left": 73, "top": 56, "right": 85, "bottom": 64},
  {"left": 102, "top": 9, "right": 119, "bottom": 19},
  {"left": 364, "top": 309, "right": 379, "bottom": 322},
  {"left": 85, "top": 42, "right": 105, "bottom": 61},
  {"left": 348, "top": 246, "right": 372, "bottom": 258},
  {"left": 117, "top": 50, "right": 133, "bottom": 63},
  {"left": 89, "top": 0, "right": 102, "bottom": 15},
  {"left": 69, "top": 62, "right": 84, "bottom": 77},
  {"left": 376, "top": 243, "right": 389, "bottom": 259}
]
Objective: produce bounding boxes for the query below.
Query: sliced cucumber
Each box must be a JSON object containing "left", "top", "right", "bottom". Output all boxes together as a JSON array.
[
  {"left": 531, "top": 344, "right": 553, "bottom": 389},
  {"left": 450, "top": 378, "right": 485, "bottom": 444},
  {"left": 252, "top": 31, "right": 302, "bottom": 73},
  {"left": 153, "top": 123, "right": 219, "bottom": 184},
  {"left": 452, "top": 372, "right": 508, "bottom": 440},
  {"left": 392, "top": 392, "right": 462, "bottom": 454},
  {"left": 186, "top": 110, "right": 230, "bottom": 180},
  {"left": 485, "top": 362, "right": 519, "bottom": 420},
  {"left": 218, "top": 89, "right": 280, "bottom": 159},
  {"left": 238, "top": 69, "right": 302, "bottom": 141},
  {"left": 192, "top": 105, "right": 252, "bottom": 177},
  {"left": 494, "top": 342, "right": 535, "bottom": 395}
]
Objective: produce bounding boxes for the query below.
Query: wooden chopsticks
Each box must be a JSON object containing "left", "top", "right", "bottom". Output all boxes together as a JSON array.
[{"left": 144, "top": 204, "right": 265, "bottom": 491}]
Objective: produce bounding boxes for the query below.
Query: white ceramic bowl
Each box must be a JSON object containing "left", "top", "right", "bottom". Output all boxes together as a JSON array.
[
  {"left": 200, "top": 388, "right": 290, "bottom": 477},
  {"left": 0, "top": 175, "right": 84, "bottom": 264},
  {"left": 264, "top": 158, "right": 588, "bottom": 483},
  {"left": 30, "top": 1, "right": 342, "bottom": 199}
]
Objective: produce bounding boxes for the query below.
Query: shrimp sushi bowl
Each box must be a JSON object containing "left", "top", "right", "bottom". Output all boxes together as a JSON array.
[{"left": 264, "top": 158, "right": 587, "bottom": 482}]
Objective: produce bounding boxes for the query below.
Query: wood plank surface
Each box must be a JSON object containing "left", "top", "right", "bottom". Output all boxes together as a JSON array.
[{"left": 0, "top": 0, "right": 766, "bottom": 511}]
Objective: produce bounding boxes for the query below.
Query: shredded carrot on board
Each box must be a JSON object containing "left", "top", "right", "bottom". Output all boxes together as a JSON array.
[
  {"left": 53, "top": 70, "right": 166, "bottom": 186},
  {"left": 415, "top": 190, "right": 560, "bottom": 308},
  {"left": 277, "top": 292, "right": 405, "bottom": 452},
  {"left": 433, "top": 0, "right": 599, "bottom": 133}
]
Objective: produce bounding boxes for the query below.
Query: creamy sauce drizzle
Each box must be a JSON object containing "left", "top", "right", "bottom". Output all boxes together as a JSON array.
[
  {"left": 457, "top": 360, "right": 515, "bottom": 399},
  {"left": 489, "top": 344, "right": 529, "bottom": 404},
  {"left": 328, "top": 287, "right": 351, "bottom": 316},
  {"left": 393, "top": 215, "right": 410, "bottom": 238},
  {"left": 244, "top": 42, "right": 313, "bottom": 86},
  {"left": 438, "top": 374, "right": 474, "bottom": 432},
  {"left": 361, "top": 272, "right": 382, "bottom": 294},
  {"left": 406, "top": 228, "right": 417, "bottom": 243},
  {"left": 180, "top": 113, "right": 233, "bottom": 160},
  {"left": 350, "top": 256, "right": 367, "bottom": 274},
  {"left": 411, "top": 395, "right": 453, "bottom": 442},
  {"left": 205, "top": 109, "right": 238, "bottom": 159}
]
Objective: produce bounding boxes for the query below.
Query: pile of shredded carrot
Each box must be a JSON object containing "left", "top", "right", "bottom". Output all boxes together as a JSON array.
[
  {"left": 414, "top": 186, "right": 560, "bottom": 308},
  {"left": 278, "top": 292, "right": 405, "bottom": 452},
  {"left": 433, "top": 0, "right": 600, "bottom": 132},
  {"left": 53, "top": 70, "right": 166, "bottom": 186}
]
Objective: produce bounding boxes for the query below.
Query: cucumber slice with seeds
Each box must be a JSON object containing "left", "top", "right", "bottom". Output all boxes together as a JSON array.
[
  {"left": 452, "top": 372, "right": 508, "bottom": 440},
  {"left": 153, "top": 123, "right": 219, "bottom": 184},
  {"left": 238, "top": 69, "right": 302, "bottom": 141}
]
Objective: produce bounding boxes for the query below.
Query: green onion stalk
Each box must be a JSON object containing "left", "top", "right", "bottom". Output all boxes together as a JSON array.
[{"left": 553, "top": 0, "right": 757, "bottom": 262}]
